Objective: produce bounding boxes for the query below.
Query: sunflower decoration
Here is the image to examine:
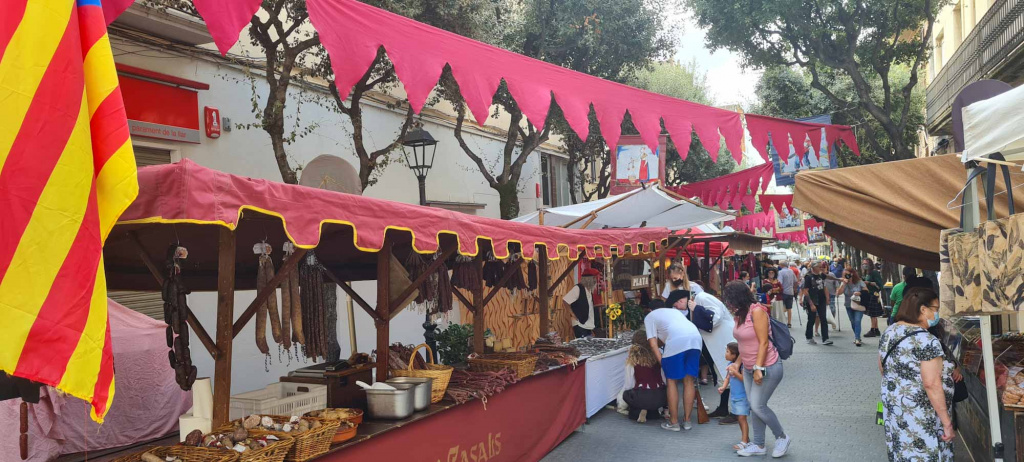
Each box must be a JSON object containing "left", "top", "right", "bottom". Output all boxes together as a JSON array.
[{"left": 605, "top": 303, "right": 622, "bottom": 321}]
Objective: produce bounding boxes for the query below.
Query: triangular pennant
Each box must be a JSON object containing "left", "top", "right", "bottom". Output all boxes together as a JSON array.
[{"left": 193, "top": 0, "right": 263, "bottom": 55}]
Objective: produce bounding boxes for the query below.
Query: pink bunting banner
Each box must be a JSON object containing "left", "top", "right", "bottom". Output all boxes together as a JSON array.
[
  {"left": 668, "top": 163, "right": 774, "bottom": 211},
  {"left": 102, "top": 0, "right": 860, "bottom": 167},
  {"left": 746, "top": 114, "right": 860, "bottom": 164},
  {"left": 758, "top": 194, "right": 794, "bottom": 215}
]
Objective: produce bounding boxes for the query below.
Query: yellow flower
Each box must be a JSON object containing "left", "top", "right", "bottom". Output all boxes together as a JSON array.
[
  {"left": 614, "top": 308, "right": 622, "bottom": 316},
  {"left": 609, "top": 313, "right": 619, "bottom": 321}
]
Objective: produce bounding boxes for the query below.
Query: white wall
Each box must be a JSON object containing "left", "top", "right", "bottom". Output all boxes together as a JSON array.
[{"left": 111, "top": 35, "right": 550, "bottom": 394}]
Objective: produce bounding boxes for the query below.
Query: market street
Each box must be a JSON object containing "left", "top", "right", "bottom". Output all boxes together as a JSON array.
[{"left": 545, "top": 314, "right": 962, "bottom": 462}]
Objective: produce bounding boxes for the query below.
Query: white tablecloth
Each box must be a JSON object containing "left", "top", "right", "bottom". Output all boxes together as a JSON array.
[{"left": 584, "top": 347, "right": 629, "bottom": 418}]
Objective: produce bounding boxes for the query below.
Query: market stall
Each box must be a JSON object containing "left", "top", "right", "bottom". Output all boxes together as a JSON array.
[
  {"left": 793, "top": 81, "right": 1024, "bottom": 462},
  {"left": 570, "top": 336, "right": 632, "bottom": 418},
  {"left": 83, "top": 159, "right": 669, "bottom": 461}
]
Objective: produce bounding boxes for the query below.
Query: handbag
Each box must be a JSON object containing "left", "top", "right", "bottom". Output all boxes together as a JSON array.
[
  {"left": 940, "top": 156, "right": 1021, "bottom": 315},
  {"left": 690, "top": 304, "right": 715, "bottom": 333},
  {"left": 851, "top": 300, "right": 866, "bottom": 312},
  {"left": 851, "top": 293, "right": 862, "bottom": 303}
]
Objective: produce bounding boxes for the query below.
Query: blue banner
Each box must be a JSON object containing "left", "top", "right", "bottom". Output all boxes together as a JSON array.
[{"left": 769, "top": 114, "right": 838, "bottom": 187}]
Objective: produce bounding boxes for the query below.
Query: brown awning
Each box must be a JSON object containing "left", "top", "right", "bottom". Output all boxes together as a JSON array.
[{"left": 793, "top": 154, "right": 1024, "bottom": 270}]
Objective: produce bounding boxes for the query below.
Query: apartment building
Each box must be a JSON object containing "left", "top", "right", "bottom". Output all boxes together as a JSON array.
[{"left": 925, "top": 0, "right": 1024, "bottom": 153}]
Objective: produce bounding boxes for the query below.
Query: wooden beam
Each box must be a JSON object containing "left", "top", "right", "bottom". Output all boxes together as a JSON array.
[
  {"left": 376, "top": 237, "right": 393, "bottom": 381},
  {"left": 130, "top": 232, "right": 220, "bottom": 360},
  {"left": 472, "top": 256, "right": 485, "bottom": 354},
  {"left": 580, "top": 212, "right": 598, "bottom": 230},
  {"left": 537, "top": 251, "right": 550, "bottom": 336},
  {"left": 481, "top": 258, "right": 523, "bottom": 308},
  {"left": 128, "top": 231, "right": 164, "bottom": 285},
  {"left": 389, "top": 246, "right": 458, "bottom": 316},
  {"left": 548, "top": 257, "right": 582, "bottom": 292},
  {"left": 324, "top": 270, "right": 384, "bottom": 324},
  {"left": 453, "top": 288, "right": 474, "bottom": 314},
  {"left": 231, "top": 248, "right": 308, "bottom": 338},
  {"left": 212, "top": 227, "right": 235, "bottom": 428}
]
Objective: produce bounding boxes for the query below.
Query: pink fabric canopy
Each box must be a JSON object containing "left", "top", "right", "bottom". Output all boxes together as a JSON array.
[
  {"left": 119, "top": 160, "right": 669, "bottom": 260},
  {"left": 102, "top": 0, "right": 859, "bottom": 165},
  {"left": 668, "top": 163, "right": 774, "bottom": 212}
]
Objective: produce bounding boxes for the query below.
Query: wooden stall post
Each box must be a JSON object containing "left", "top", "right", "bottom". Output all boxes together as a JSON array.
[
  {"left": 375, "top": 237, "right": 392, "bottom": 382},
  {"left": 537, "top": 250, "right": 550, "bottom": 336},
  {"left": 212, "top": 228, "right": 236, "bottom": 427},
  {"left": 473, "top": 255, "right": 485, "bottom": 354},
  {"left": 604, "top": 257, "right": 613, "bottom": 338}
]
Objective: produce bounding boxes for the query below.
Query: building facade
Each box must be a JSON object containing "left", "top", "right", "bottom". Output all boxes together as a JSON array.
[
  {"left": 925, "top": 0, "right": 1024, "bottom": 151},
  {"left": 107, "top": 3, "right": 572, "bottom": 393}
]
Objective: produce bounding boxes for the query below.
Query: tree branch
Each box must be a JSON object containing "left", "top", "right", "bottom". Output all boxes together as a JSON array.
[{"left": 454, "top": 103, "right": 498, "bottom": 187}]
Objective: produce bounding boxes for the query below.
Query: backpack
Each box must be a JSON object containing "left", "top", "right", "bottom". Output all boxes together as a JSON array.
[{"left": 768, "top": 315, "right": 795, "bottom": 360}]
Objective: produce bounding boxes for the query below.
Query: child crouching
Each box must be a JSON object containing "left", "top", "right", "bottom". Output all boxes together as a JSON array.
[
  {"left": 719, "top": 342, "right": 751, "bottom": 451},
  {"left": 617, "top": 329, "right": 668, "bottom": 422}
]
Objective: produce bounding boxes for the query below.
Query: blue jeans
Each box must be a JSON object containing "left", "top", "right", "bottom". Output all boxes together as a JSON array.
[{"left": 846, "top": 306, "right": 864, "bottom": 340}]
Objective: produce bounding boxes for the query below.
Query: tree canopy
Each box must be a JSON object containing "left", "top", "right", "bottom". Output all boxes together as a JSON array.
[{"left": 687, "top": 0, "right": 942, "bottom": 161}]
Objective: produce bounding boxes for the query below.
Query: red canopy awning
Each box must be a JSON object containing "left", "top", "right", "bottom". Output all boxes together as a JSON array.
[{"left": 117, "top": 159, "right": 666, "bottom": 253}]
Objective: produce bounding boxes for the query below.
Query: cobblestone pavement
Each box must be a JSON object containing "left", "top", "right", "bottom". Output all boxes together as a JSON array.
[{"left": 543, "top": 312, "right": 971, "bottom": 462}]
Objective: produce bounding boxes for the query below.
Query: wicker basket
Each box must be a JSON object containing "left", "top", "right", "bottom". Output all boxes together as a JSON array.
[
  {"left": 390, "top": 344, "right": 452, "bottom": 403},
  {"left": 468, "top": 353, "right": 538, "bottom": 380},
  {"left": 111, "top": 446, "right": 239, "bottom": 462},
  {"left": 227, "top": 416, "right": 339, "bottom": 462},
  {"left": 205, "top": 429, "right": 294, "bottom": 462}
]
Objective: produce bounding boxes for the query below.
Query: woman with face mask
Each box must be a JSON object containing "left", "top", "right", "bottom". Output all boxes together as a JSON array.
[
  {"left": 661, "top": 264, "right": 688, "bottom": 299},
  {"left": 878, "top": 288, "right": 955, "bottom": 461}
]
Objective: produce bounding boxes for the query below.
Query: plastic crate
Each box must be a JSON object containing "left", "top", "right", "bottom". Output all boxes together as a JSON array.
[{"left": 229, "top": 382, "right": 327, "bottom": 420}]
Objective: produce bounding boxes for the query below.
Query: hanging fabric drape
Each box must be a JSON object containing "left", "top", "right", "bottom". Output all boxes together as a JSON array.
[
  {"left": 102, "top": 0, "right": 859, "bottom": 166},
  {"left": 746, "top": 114, "right": 860, "bottom": 163},
  {"left": 668, "top": 163, "right": 774, "bottom": 212},
  {"left": 758, "top": 194, "right": 795, "bottom": 215}
]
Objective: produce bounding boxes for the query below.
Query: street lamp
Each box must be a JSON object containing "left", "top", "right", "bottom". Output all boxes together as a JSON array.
[
  {"left": 402, "top": 124, "right": 440, "bottom": 361},
  {"left": 402, "top": 125, "right": 438, "bottom": 206}
]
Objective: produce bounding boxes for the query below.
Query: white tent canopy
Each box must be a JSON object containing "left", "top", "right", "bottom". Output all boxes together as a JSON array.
[
  {"left": 962, "top": 83, "right": 1024, "bottom": 162},
  {"left": 514, "top": 185, "right": 731, "bottom": 230}
]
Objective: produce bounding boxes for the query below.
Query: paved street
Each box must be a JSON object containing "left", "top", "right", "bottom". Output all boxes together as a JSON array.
[{"left": 544, "top": 312, "right": 920, "bottom": 462}]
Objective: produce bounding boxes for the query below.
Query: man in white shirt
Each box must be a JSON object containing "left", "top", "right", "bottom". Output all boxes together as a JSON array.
[
  {"left": 646, "top": 296, "right": 703, "bottom": 432},
  {"left": 563, "top": 269, "right": 598, "bottom": 338}
]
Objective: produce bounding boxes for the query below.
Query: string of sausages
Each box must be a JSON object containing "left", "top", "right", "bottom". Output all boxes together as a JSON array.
[
  {"left": 162, "top": 245, "right": 196, "bottom": 390},
  {"left": 299, "top": 251, "right": 329, "bottom": 360},
  {"left": 443, "top": 369, "right": 519, "bottom": 407}
]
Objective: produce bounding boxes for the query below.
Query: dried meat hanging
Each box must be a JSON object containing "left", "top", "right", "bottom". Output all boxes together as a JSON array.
[
  {"left": 433, "top": 251, "right": 453, "bottom": 315},
  {"left": 278, "top": 243, "right": 294, "bottom": 351},
  {"left": 162, "top": 244, "right": 196, "bottom": 390},
  {"left": 483, "top": 252, "right": 504, "bottom": 287},
  {"left": 299, "top": 251, "right": 329, "bottom": 360},
  {"left": 450, "top": 255, "right": 480, "bottom": 292},
  {"left": 527, "top": 259, "right": 538, "bottom": 291},
  {"left": 253, "top": 242, "right": 283, "bottom": 359}
]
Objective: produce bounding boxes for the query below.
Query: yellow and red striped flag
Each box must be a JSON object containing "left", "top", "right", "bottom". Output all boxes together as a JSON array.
[{"left": 0, "top": 0, "right": 138, "bottom": 422}]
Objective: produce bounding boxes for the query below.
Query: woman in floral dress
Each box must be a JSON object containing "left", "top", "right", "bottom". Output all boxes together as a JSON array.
[{"left": 878, "top": 287, "right": 955, "bottom": 461}]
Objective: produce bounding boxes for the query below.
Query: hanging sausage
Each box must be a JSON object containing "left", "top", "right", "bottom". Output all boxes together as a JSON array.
[
  {"left": 162, "top": 244, "right": 197, "bottom": 390},
  {"left": 299, "top": 251, "right": 328, "bottom": 359}
]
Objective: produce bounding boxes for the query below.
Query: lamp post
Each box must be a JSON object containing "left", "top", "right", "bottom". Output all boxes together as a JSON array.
[{"left": 402, "top": 125, "right": 440, "bottom": 362}]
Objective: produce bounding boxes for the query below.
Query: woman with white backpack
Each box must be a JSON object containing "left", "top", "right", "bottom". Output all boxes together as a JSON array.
[{"left": 723, "top": 281, "right": 791, "bottom": 458}]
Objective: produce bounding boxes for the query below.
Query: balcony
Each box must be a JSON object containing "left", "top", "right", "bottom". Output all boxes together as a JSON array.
[{"left": 926, "top": 0, "right": 1024, "bottom": 134}]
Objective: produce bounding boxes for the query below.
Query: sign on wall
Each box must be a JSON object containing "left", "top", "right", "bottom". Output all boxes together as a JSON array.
[
  {"left": 773, "top": 204, "right": 805, "bottom": 235},
  {"left": 770, "top": 114, "right": 838, "bottom": 186},
  {"left": 610, "top": 134, "right": 667, "bottom": 195},
  {"left": 120, "top": 74, "right": 201, "bottom": 144}
]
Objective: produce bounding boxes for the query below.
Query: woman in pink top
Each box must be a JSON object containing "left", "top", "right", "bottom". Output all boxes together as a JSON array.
[{"left": 724, "top": 281, "right": 790, "bottom": 458}]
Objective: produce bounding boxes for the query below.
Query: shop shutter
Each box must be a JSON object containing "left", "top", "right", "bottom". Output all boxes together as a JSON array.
[
  {"left": 110, "top": 145, "right": 172, "bottom": 319},
  {"left": 109, "top": 291, "right": 165, "bottom": 320},
  {"left": 134, "top": 145, "right": 172, "bottom": 166}
]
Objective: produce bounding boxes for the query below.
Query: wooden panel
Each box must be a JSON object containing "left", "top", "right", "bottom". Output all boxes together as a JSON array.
[{"left": 460, "top": 258, "right": 575, "bottom": 349}]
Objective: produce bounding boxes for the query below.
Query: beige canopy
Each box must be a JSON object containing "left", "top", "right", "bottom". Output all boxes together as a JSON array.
[{"left": 793, "top": 154, "right": 1024, "bottom": 270}]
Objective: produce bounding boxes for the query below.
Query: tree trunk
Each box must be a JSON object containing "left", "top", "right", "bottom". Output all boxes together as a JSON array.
[
  {"left": 496, "top": 182, "right": 520, "bottom": 220},
  {"left": 270, "top": 133, "right": 298, "bottom": 184}
]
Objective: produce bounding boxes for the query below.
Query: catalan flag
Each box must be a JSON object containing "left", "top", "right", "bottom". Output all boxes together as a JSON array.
[{"left": 0, "top": 0, "right": 138, "bottom": 422}]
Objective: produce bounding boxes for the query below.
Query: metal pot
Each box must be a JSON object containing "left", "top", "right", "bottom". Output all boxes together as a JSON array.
[
  {"left": 386, "top": 377, "right": 433, "bottom": 411},
  {"left": 365, "top": 384, "right": 415, "bottom": 420}
]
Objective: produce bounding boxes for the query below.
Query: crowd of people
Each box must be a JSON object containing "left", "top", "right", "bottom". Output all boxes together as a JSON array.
[{"left": 594, "top": 255, "right": 961, "bottom": 461}]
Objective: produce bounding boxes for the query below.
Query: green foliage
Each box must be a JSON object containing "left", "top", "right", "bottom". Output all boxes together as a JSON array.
[
  {"left": 436, "top": 323, "right": 474, "bottom": 366},
  {"left": 687, "top": 0, "right": 944, "bottom": 161},
  {"left": 610, "top": 299, "right": 644, "bottom": 331}
]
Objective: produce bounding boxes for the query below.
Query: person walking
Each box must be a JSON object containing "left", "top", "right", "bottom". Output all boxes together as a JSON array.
[
  {"left": 718, "top": 343, "right": 750, "bottom": 451},
  {"left": 801, "top": 262, "right": 832, "bottom": 345},
  {"left": 764, "top": 268, "right": 784, "bottom": 320},
  {"left": 645, "top": 292, "right": 703, "bottom": 432},
  {"left": 723, "top": 281, "right": 791, "bottom": 458},
  {"left": 879, "top": 288, "right": 955, "bottom": 461},
  {"left": 777, "top": 261, "right": 796, "bottom": 328},
  {"left": 836, "top": 269, "right": 868, "bottom": 346},
  {"left": 862, "top": 259, "right": 886, "bottom": 338}
]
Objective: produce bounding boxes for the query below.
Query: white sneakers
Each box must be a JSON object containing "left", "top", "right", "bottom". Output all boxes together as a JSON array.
[
  {"left": 772, "top": 436, "right": 792, "bottom": 458},
  {"left": 660, "top": 422, "right": 680, "bottom": 432},
  {"left": 737, "top": 444, "right": 766, "bottom": 457},
  {"left": 682, "top": 421, "right": 693, "bottom": 431},
  {"left": 737, "top": 436, "right": 791, "bottom": 458}
]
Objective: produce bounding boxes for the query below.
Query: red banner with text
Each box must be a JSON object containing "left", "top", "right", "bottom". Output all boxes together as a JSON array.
[{"left": 323, "top": 364, "right": 586, "bottom": 462}]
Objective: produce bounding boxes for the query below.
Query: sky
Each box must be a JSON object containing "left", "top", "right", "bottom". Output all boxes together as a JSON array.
[{"left": 672, "top": 11, "right": 762, "bottom": 109}]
